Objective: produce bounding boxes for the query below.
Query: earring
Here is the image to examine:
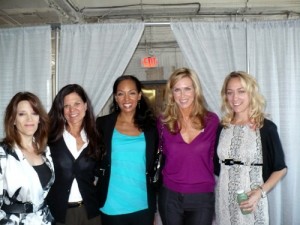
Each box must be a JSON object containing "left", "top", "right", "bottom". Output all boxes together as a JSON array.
[
  {"left": 115, "top": 104, "right": 119, "bottom": 111},
  {"left": 138, "top": 100, "right": 140, "bottom": 109}
]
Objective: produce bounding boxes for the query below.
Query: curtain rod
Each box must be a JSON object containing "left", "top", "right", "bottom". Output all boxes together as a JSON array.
[{"left": 145, "top": 22, "right": 170, "bottom": 26}]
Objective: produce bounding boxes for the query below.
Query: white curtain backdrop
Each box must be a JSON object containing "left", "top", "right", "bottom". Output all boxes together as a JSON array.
[
  {"left": 171, "top": 21, "right": 247, "bottom": 114},
  {"left": 171, "top": 19, "right": 300, "bottom": 225},
  {"left": 0, "top": 26, "right": 52, "bottom": 138},
  {"left": 247, "top": 20, "right": 300, "bottom": 225},
  {"left": 58, "top": 22, "right": 145, "bottom": 115}
]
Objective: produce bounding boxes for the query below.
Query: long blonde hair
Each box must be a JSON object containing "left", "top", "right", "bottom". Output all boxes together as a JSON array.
[
  {"left": 220, "top": 71, "right": 265, "bottom": 128},
  {"left": 162, "top": 67, "right": 208, "bottom": 133}
]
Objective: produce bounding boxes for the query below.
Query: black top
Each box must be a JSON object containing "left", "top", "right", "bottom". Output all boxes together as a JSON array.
[{"left": 33, "top": 162, "right": 51, "bottom": 188}]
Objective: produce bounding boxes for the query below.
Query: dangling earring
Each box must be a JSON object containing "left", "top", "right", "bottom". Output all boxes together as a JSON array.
[
  {"left": 115, "top": 104, "right": 119, "bottom": 111},
  {"left": 138, "top": 100, "right": 140, "bottom": 109}
]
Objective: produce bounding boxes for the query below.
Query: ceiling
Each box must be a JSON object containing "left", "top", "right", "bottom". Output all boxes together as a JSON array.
[
  {"left": 1, "top": 0, "right": 299, "bottom": 50},
  {"left": 1, "top": 0, "right": 300, "bottom": 28}
]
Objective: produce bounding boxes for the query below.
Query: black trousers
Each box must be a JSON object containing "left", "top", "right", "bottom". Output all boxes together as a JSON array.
[
  {"left": 100, "top": 208, "right": 154, "bottom": 225},
  {"left": 55, "top": 205, "right": 101, "bottom": 225},
  {"left": 158, "top": 186, "right": 215, "bottom": 225}
]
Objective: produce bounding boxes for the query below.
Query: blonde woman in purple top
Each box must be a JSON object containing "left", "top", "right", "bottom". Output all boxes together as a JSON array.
[{"left": 158, "top": 68, "right": 219, "bottom": 225}]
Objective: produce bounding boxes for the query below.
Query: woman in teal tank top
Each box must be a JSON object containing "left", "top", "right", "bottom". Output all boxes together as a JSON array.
[{"left": 96, "top": 75, "right": 158, "bottom": 225}]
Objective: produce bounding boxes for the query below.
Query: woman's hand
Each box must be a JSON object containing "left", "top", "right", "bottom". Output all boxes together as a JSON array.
[{"left": 239, "top": 189, "right": 262, "bottom": 213}]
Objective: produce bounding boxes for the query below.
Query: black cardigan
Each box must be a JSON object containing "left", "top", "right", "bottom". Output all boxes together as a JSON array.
[
  {"left": 96, "top": 112, "right": 158, "bottom": 213},
  {"left": 46, "top": 137, "right": 101, "bottom": 223},
  {"left": 214, "top": 119, "right": 287, "bottom": 182}
]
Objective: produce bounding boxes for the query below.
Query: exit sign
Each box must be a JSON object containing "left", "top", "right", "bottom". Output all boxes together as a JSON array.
[{"left": 141, "top": 56, "right": 158, "bottom": 68}]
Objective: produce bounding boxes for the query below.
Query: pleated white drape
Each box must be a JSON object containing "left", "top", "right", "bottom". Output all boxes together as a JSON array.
[
  {"left": 58, "top": 23, "right": 145, "bottom": 115},
  {"left": 171, "top": 21, "right": 247, "bottom": 114},
  {"left": 0, "top": 26, "right": 52, "bottom": 138},
  {"left": 248, "top": 20, "right": 300, "bottom": 225},
  {"left": 171, "top": 19, "right": 300, "bottom": 225}
]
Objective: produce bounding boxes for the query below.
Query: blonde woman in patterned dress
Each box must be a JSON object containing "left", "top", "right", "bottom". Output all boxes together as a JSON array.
[{"left": 214, "top": 71, "right": 287, "bottom": 225}]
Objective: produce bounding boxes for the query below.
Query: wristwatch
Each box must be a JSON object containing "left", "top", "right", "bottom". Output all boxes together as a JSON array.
[{"left": 258, "top": 185, "right": 267, "bottom": 198}]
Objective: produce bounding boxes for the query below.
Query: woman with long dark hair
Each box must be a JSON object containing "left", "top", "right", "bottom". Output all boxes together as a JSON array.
[
  {"left": 96, "top": 75, "right": 158, "bottom": 225},
  {"left": 47, "top": 84, "right": 104, "bottom": 225}
]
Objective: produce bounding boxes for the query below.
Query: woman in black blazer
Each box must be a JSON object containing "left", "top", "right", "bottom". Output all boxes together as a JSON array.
[
  {"left": 47, "top": 84, "right": 104, "bottom": 225},
  {"left": 96, "top": 75, "right": 158, "bottom": 225}
]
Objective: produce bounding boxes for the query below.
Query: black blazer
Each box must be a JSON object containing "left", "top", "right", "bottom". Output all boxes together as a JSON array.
[
  {"left": 96, "top": 112, "right": 158, "bottom": 213},
  {"left": 47, "top": 137, "right": 101, "bottom": 223}
]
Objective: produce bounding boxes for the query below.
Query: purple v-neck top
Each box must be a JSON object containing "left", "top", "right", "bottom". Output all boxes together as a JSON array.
[{"left": 158, "top": 112, "right": 219, "bottom": 193}]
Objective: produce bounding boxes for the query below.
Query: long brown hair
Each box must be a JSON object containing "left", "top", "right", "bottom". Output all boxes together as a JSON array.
[
  {"left": 48, "top": 84, "right": 103, "bottom": 159},
  {"left": 3, "top": 92, "right": 49, "bottom": 154}
]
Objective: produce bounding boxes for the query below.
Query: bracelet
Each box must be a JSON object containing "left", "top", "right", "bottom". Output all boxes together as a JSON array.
[{"left": 257, "top": 185, "right": 267, "bottom": 198}]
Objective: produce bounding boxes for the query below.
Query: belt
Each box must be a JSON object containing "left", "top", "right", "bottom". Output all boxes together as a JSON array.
[
  {"left": 221, "top": 159, "right": 263, "bottom": 166},
  {"left": 68, "top": 201, "right": 84, "bottom": 208},
  {"left": 2, "top": 202, "right": 34, "bottom": 213}
]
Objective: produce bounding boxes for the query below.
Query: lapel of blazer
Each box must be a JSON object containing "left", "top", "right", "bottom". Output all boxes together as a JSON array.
[
  {"left": 143, "top": 128, "right": 151, "bottom": 171},
  {"left": 105, "top": 113, "right": 118, "bottom": 163},
  {"left": 144, "top": 126, "right": 158, "bottom": 172}
]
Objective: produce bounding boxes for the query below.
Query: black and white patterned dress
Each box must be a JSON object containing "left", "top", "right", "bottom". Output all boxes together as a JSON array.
[
  {"left": 0, "top": 144, "right": 55, "bottom": 225},
  {"left": 215, "top": 124, "right": 269, "bottom": 225}
]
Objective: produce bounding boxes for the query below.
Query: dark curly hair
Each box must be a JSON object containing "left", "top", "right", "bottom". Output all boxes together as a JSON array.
[{"left": 110, "top": 75, "right": 156, "bottom": 131}]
